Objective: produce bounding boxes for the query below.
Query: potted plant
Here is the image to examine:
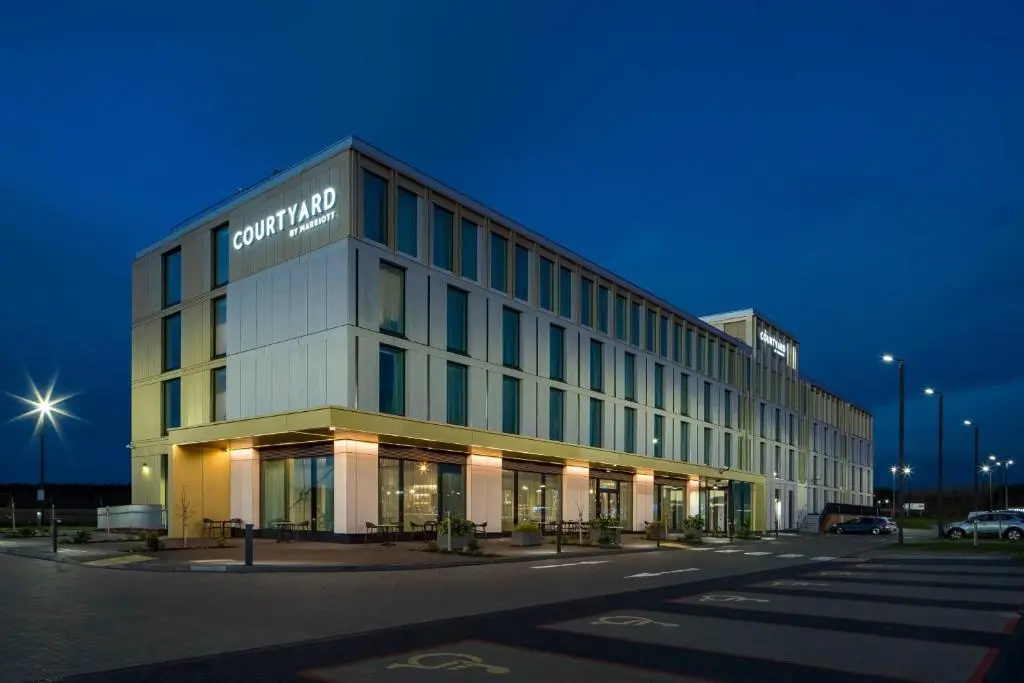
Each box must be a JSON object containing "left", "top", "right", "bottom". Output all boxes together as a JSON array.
[
  {"left": 510, "top": 520, "right": 543, "bottom": 546},
  {"left": 438, "top": 517, "right": 474, "bottom": 551},
  {"left": 645, "top": 519, "right": 668, "bottom": 541},
  {"left": 588, "top": 515, "right": 622, "bottom": 546},
  {"left": 682, "top": 515, "right": 705, "bottom": 542}
]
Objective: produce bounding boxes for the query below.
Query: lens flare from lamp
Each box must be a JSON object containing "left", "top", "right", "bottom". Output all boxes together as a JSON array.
[{"left": 6, "top": 374, "right": 81, "bottom": 438}]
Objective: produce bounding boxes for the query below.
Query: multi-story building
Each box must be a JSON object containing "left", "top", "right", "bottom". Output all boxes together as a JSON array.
[{"left": 130, "top": 136, "right": 872, "bottom": 539}]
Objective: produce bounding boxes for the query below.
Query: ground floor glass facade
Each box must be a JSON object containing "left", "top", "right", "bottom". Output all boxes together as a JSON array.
[
  {"left": 260, "top": 455, "right": 335, "bottom": 531},
  {"left": 379, "top": 457, "right": 466, "bottom": 530},
  {"left": 501, "top": 470, "right": 562, "bottom": 531},
  {"left": 589, "top": 477, "right": 633, "bottom": 528}
]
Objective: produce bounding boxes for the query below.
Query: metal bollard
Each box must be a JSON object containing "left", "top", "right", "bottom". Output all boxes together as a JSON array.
[
  {"left": 244, "top": 524, "right": 254, "bottom": 566},
  {"left": 51, "top": 516, "right": 58, "bottom": 553}
]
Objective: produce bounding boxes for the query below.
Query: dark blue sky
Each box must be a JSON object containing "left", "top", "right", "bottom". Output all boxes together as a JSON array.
[{"left": 1, "top": 2, "right": 1021, "bottom": 488}]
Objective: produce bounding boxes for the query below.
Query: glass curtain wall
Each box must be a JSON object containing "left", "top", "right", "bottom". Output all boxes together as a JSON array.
[
  {"left": 589, "top": 478, "right": 633, "bottom": 529},
  {"left": 260, "top": 455, "right": 335, "bottom": 532},
  {"left": 700, "top": 480, "right": 730, "bottom": 536},
  {"left": 731, "top": 481, "right": 752, "bottom": 533},
  {"left": 500, "top": 470, "right": 562, "bottom": 531},
  {"left": 379, "top": 457, "right": 466, "bottom": 530}
]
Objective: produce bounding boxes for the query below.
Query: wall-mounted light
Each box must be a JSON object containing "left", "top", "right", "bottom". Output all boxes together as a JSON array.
[{"left": 141, "top": 463, "right": 150, "bottom": 475}]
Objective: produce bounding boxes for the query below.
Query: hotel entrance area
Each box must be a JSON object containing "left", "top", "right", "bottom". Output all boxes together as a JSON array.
[{"left": 698, "top": 478, "right": 754, "bottom": 537}]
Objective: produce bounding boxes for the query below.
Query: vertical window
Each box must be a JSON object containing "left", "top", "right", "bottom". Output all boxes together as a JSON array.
[
  {"left": 654, "top": 363, "right": 665, "bottom": 409},
  {"left": 645, "top": 308, "right": 656, "bottom": 353},
  {"left": 789, "top": 449, "right": 796, "bottom": 481},
  {"left": 724, "top": 433, "right": 732, "bottom": 468},
  {"left": 432, "top": 205, "right": 454, "bottom": 270},
  {"left": 614, "top": 294, "right": 627, "bottom": 340},
  {"left": 775, "top": 445, "right": 782, "bottom": 478},
  {"left": 549, "top": 325, "right": 565, "bottom": 381},
  {"left": 589, "top": 398, "right": 603, "bottom": 447},
  {"left": 490, "top": 233, "right": 508, "bottom": 293},
  {"left": 696, "top": 335, "right": 706, "bottom": 374},
  {"left": 379, "top": 263, "right": 405, "bottom": 335},
  {"left": 789, "top": 414, "right": 796, "bottom": 445},
  {"left": 760, "top": 442, "right": 767, "bottom": 475},
  {"left": 396, "top": 187, "right": 420, "bottom": 258},
  {"left": 161, "top": 378, "right": 181, "bottom": 435},
  {"left": 539, "top": 257, "right": 555, "bottom": 310},
  {"left": 379, "top": 345, "right": 405, "bottom": 415},
  {"left": 502, "top": 307, "right": 520, "bottom": 368},
  {"left": 724, "top": 389, "right": 732, "bottom": 427},
  {"left": 703, "top": 382, "right": 712, "bottom": 422},
  {"left": 760, "top": 403, "right": 767, "bottom": 438},
  {"left": 623, "top": 407, "right": 637, "bottom": 453},
  {"left": 558, "top": 266, "right": 572, "bottom": 318},
  {"left": 685, "top": 328, "right": 694, "bottom": 368},
  {"left": 653, "top": 415, "right": 664, "bottom": 458},
  {"left": 212, "top": 296, "right": 227, "bottom": 358},
  {"left": 446, "top": 362, "right": 468, "bottom": 426},
  {"left": 597, "top": 286, "right": 610, "bottom": 334},
  {"left": 162, "top": 313, "right": 181, "bottom": 371},
  {"left": 679, "top": 422, "right": 690, "bottom": 461},
  {"left": 549, "top": 388, "right": 565, "bottom": 442},
  {"left": 362, "top": 169, "right": 388, "bottom": 245},
  {"left": 513, "top": 245, "right": 529, "bottom": 301},
  {"left": 775, "top": 408, "right": 782, "bottom": 441},
  {"left": 589, "top": 340, "right": 603, "bottom": 391},
  {"left": 211, "top": 367, "right": 227, "bottom": 422},
  {"left": 706, "top": 341, "right": 714, "bottom": 377},
  {"left": 702, "top": 427, "right": 712, "bottom": 465},
  {"left": 629, "top": 301, "right": 641, "bottom": 347},
  {"left": 459, "top": 218, "right": 477, "bottom": 279},
  {"left": 680, "top": 373, "right": 689, "bottom": 416},
  {"left": 446, "top": 286, "right": 468, "bottom": 353},
  {"left": 162, "top": 248, "right": 181, "bottom": 308},
  {"left": 660, "top": 315, "right": 669, "bottom": 358},
  {"left": 580, "top": 277, "right": 594, "bottom": 327},
  {"left": 212, "top": 225, "right": 229, "bottom": 288},
  {"left": 624, "top": 353, "right": 636, "bottom": 401},
  {"left": 718, "top": 344, "right": 725, "bottom": 380},
  {"left": 673, "top": 323, "right": 682, "bottom": 363},
  {"left": 502, "top": 376, "right": 520, "bottom": 434}
]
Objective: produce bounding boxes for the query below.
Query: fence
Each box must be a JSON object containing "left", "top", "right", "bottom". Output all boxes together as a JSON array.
[{"left": 96, "top": 505, "right": 166, "bottom": 532}]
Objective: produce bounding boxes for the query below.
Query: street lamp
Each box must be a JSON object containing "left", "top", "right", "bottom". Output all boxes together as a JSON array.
[
  {"left": 890, "top": 465, "right": 899, "bottom": 516},
  {"left": 981, "top": 464, "right": 995, "bottom": 511},
  {"left": 964, "top": 420, "right": 981, "bottom": 511},
  {"left": 882, "top": 354, "right": 906, "bottom": 545},
  {"left": 989, "top": 456, "right": 1015, "bottom": 510},
  {"left": 923, "top": 388, "right": 945, "bottom": 536}
]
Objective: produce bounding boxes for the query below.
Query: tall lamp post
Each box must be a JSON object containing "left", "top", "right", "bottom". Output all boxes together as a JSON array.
[
  {"left": 890, "top": 465, "right": 899, "bottom": 516},
  {"left": 989, "top": 456, "right": 1015, "bottom": 510},
  {"left": 981, "top": 464, "right": 995, "bottom": 511},
  {"left": 882, "top": 354, "right": 906, "bottom": 545},
  {"left": 923, "top": 388, "right": 944, "bottom": 536},
  {"left": 964, "top": 420, "right": 980, "bottom": 511}
]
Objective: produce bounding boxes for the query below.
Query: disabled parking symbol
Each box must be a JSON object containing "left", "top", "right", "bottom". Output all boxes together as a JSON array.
[
  {"left": 591, "top": 615, "right": 678, "bottom": 627},
  {"left": 699, "top": 594, "right": 770, "bottom": 603},
  {"left": 387, "top": 652, "right": 510, "bottom": 674}
]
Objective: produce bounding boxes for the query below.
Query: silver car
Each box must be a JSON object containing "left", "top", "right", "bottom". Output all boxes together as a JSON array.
[{"left": 947, "top": 513, "right": 1024, "bottom": 541}]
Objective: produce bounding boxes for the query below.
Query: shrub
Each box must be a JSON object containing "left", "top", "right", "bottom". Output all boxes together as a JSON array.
[{"left": 514, "top": 520, "right": 539, "bottom": 533}]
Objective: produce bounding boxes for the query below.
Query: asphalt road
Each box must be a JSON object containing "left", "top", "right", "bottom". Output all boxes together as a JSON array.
[{"left": 3, "top": 536, "right": 1022, "bottom": 683}]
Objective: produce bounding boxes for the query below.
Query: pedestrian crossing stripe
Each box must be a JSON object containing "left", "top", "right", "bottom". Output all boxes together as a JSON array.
[
  {"left": 776, "top": 553, "right": 804, "bottom": 558},
  {"left": 83, "top": 554, "right": 156, "bottom": 567},
  {"left": 715, "top": 549, "right": 744, "bottom": 553},
  {"left": 744, "top": 551, "right": 772, "bottom": 556},
  {"left": 810, "top": 556, "right": 836, "bottom": 561}
]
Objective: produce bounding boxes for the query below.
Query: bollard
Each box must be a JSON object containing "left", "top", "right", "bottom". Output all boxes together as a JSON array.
[
  {"left": 51, "top": 516, "right": 58, "bottom": 554},
  {"left": 244, "top": 524, "right": 254, "bottom": 566}
]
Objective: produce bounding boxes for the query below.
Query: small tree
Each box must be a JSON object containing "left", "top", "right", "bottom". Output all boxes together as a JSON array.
[{"left": 177, "top": 487, "right": 193, "bottom": 548}]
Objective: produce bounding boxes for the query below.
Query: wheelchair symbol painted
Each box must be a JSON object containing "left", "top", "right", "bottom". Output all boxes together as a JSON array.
[
  {"left": 387, "top": 653, "right": 510, "bottom": 674},
  {"left": 591, "top": 615, "right": 678, "bottom": 627},
  {"left": 770, "top": 580, "right": 830, "bottom": 587},
  {"left": 700, "top": 594, "right": 770, "bottom": 603}
]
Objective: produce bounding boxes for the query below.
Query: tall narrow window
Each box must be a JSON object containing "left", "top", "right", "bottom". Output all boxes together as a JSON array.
[
  {"left": 212, "top": 296, "right": 227, "bottom": 358},
  {"left": 630, "top": 302, "right": 641, "bottom": 347},
  {"left": 703, "top": 427, "right": 712, "bottom": 465},
  {"left": 396, "top": 187, "right": 420, "bottom": 258},
  {"left": 432, "top": 205, "right": 454, "bottom": 270},
  {"left": 514, "top": 245, "right": 529, "bottom": 301},
  {"left": 654, "top": 364, "right": 665, "bottom": 410},
  {"left": 579, "top": 277, "right": 593, "bottom": 327},
  {"left": 614, "top": 295, "right": 627, "bottom": 340},
  {"left": 446, "top": 286, "right": 468, "bottom": 354},
  {"left": 558, "top": 266, "right": 572, "bottom": 319},
  {"left": 490, "top": 233, "right": 509, "bottom": 293},
  {"left": 549, "top": 325, "right": 565, "bottom": 382},
  {"left": 760, "top": 443, "right": 767, "bottom": 475},
  {"left": 672, "top": 323, "right": 682, "bottom": 363},
  {"left": 724, "top": 389, "right": 732, "bottom": 427},
  {"left": 502, "top": 376, "right": 520, "bottom": 434},
  {"left": 162, "top": 248, "right": 181, "bottom": 308},
  {"left": 549, "top": 388, "right": 565, "bottom": 442},
  {"left": 162, "top": 313, "right": 181, "bottom": 371},
  {"left": 645, "top": 308, "right": 656, "bottom": 353},
  {"left": 679, "top": 422, "right": 691, "bottom": 461},
  {"left": 597, "top": 286, "right": 610, "bottom": 334},
  {"left": 724, "top": 433, "right": 732, "bottom": 468},
  {"left": 502, "top": 307, "right": 520, "bottom": 368},
  {"left": 680, "top": 373, "right": 690, "bottom": 416},
  {"left": 703, "top": 382, "right": 712, "bottom": 422},
  {"left": 653, "top": 415, "right": 664, "bottom": 458},
  {"left": 459, "top": 218, "right": 477, "bottom": 279},
  {"left": 379, "top": 263, "right": 405, "bottom": 335},
  {"left": 589, "top": 340, "right": 603, "bottom": 392},
  {"left": 379, "top": 345, "right": 405, "bottom": 416},
  {"left": 162, "top": 378, "right": 181, "bottom": 435},
  {"left": 589, "top": 398, "right": 603, "bottom": 447},
  {"left": 624, "top": 353, "right": 636, "bottom": 401},
  {"left": 539, "top": 257, "right": 555, "bottom": 310},
  {"left": 775, "top": 408, "right": 782, "bottom": 441},
  {"left": 623, "top": 407, "right": 637, "bottom": 453},
  {"left": 211, "top": 367, "right": 227, "bottom": 422},
  {"left": 660, "top": 315, "right": 669, "bottom": 358},
  {"left": 362, "top": 169, "right": 388, "bottom": 245},
  {"left": 696, "top": 335, "right": 706, "bottom": 374},
  {"left": 685, "top": 328, "right": 694, "bottom": 368},
  {"left": 446, "top": 362, "right": 468, "bottom": 426},
  {"left": 212, "top": 225, "right": 229, "bottom": 288}
]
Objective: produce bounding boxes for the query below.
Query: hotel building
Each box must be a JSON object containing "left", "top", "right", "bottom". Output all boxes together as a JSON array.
[{"left": 130, "top": 136, "right": 873, "bottom": 539}]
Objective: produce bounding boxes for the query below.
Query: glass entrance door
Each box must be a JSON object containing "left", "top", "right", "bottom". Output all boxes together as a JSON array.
[{"left": 598, "top": 490, "right": 620, "bottom": 519}]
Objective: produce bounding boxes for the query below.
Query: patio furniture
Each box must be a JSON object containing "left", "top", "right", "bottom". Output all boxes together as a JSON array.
[{"left": 364, "top": 521, "right": 379, "bottom": 543}]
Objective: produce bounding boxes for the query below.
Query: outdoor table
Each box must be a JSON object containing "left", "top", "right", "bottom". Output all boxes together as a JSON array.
[
  {"left": 378, "top": 523, "right": 400, "bottom": 545},
  {"left": 273, "top": 521, "right": 298, "bottom": 543}
]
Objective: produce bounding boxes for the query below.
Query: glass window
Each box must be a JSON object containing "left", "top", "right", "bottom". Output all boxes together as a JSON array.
[
  {"left": 212, "top": 296, "right": 227, "bottom": 358},
  {"left": 539, "top": 257, "right": 554, "bottom": 310},
  {"left": 775, "top": 445, "right": 782, "bottom": 477},
  {"left": 446, "top": 362, "right": 468, "bottom": 426},
  {"left": 378, "top": 458, "right": 402, "bottom": 526},
  {"left": 162, "top": 378, "right": 180, "bottom": 434},
  {"left": 162, "top": 313, "right": 181, "bottom": 371},
  {"left": 679, "top": 421, "right": 690, "bottom": 461},
  {"left": 379, "top": 262, "right": 405, "bottom": 335},
  {"left": 502, "top": 470, "right": 561, "bottom": 530},
  {"left": 724, "top": 389, "right": 732, "bottom": 427},
  {"left": 446, "top": 286, "right": 468, "bottom": 354},
  {"left": 696, "top": 335, "right": 705, "bottom": 374},
  {"left": 502, "top": 376, "right": 520, "bottom": 434},
  {"left": 459, "top": 218, "right": 477, "bottom": 279},
  {"left": 685, "top": 328, "right": 694, "bottom": 368},
  {"left": 559, "top": 266, "right": 572, "bottom": 318},
  {"left": 654, "top": 363, "right": 665, "bottom": 410},
  {"left": 261, "top": 455, "right": 335, "bottom": 532},
  {"left": 789, "top": 449, "right": 796, "bottom": 481},
  {"left": 645, "top": 308, "right": 656, "bottom": 353},
  {"left": 624, "top": 352, "right": 636, "bottom": 402},
  {"left": 514, "top": 245, "right": 529, "bottom": 301},
  {"left": 396, "top": 187, "right": 420, "bottom": 258},
  {"left": 589, "top": 398, "right": 603, "bottom": 447},
  {"left": 703, "top": 427, "right": 712, "bottom": 465},
  {"left": 703, "top": 382, "right": 712, "bottom": 422},
  {"left": 362, "top": 169, "right": 388, "bottom": 244},
  {"left": 589, "top": 340, "right": 603, "bottom": 391},
  {"left": 718, "top": 344, "right": 726, "bottom": 380},
  {"left": 630, "top": 301, "right": 641, "bottom": 347},
  {"left": 614, "top": 294, "right": 627, "bottom": 340},
  {"left": 761, "top": 442, "right": 767, "bottom": 475},
  {"left": 776, "top": 408, "right": 782, "bottom": 441},
  {"left": 379, "top": 345, "right": 405, "bottom": 415},
  {"left": 549, "top": 388, "right": 565, "bottom": 442},
  {"left": 653, "top": 415, "right": 664, "bottom": 458},
  {"left": 549, "top": 325, "right": 565, "bottom": 381},
  {"left": 724, "top": 433, "right": 732, "bottom": 468},
  {"left": 660, "top": 315, "right": 669, "bottom": 358},
  {"left": 490, "top": 233, "right": 508, "bottom": 293},
  {"left": 502, "top": 307, "right": 520, "bottom": 368},
  {"left": 580, "top": 277, "right": 593, "bottom": 327},
  {"left": 432, "top": 205, "right": 454, "bottom": 270},
  {"left": 672, "top": 323, "right": 682, "bottom": 363},
  {"left": 623, "top": 407, "right": 636, "bottom": 453},
  {"left": 162, "top": 248, "right": 181, "bottom": 308},
  {"left": 597, "top": 286, "right": 610, "bottom": 334},
  {"left": 212, "top": 367, "right": 227, "bottom": 422},
  {"left": 212, "top": 225, "right": 229, "bottom": 288}
]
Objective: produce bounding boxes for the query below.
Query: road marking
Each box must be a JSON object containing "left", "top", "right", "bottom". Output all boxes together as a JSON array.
[
  {"left": 776, "top": 553, "right": 804, "bottom": 558},
  {"left": 770, "top": 580, "right": 831, "bottom": 587},
  {"left": 591, "top": 615, "right": 678, "bottom": 627},
  {"left": 715, "top": 549, "right": 744, "bottom": 553},
  {"left": 744, "top": 551, "right": 772, "bottom": 556},
  {"left": 387, "top": 653, "right": 510, "bottom": 674},
  {"left": 700, "top": 594, "right": 770, "bottom": 603},
  {"left": 83, "top": 554, "right": 155, "bottom": 567},
  {"left": 809, "top": 556, "right": 836, "bottom": 561},
  {"left": 625, "top": 568, "right": 701, "bottom": 579},
  {"left": 680, "top": 546, "right": 713, "bottom": 551},
  {"left": 531, "top": 560, "right": 610, "bottom": 569}
]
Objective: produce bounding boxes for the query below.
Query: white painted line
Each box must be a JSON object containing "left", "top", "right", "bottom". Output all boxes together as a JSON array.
[
  {"left": 744, "top": 551, "right": 772, "bottom": 556},
  {"left": 776, "top": 553, "right": 804, "bottom": 558},
  {"left": 681, "top": 546, "right": 713, "bottom": 551},
  {"left": 190, "top": 565, "right": 228, "bottom": 572},
  {"left": 809, "top": 556, "right": 836, "bottom": 561},
  {"left": 715, "top": 549, "right": 744, "bottom": 554},
  {"left": 625, "top": 568, "right": 701, "bottom": 579},
  {"left": 531, "top": 560, "right": 610, "bottom": 569}
]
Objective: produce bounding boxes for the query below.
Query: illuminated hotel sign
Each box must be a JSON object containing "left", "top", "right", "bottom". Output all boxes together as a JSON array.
[
  {"left": 759, "top": 329, "right": 788, "bottom": 358},
  {"left": 231, "top": 187, "right": 337, "bottom": 250}
]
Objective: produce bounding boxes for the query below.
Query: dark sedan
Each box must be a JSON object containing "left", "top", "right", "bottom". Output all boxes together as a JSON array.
[{"left": 829, "top": 516, "right": 893, "bottom": 535}]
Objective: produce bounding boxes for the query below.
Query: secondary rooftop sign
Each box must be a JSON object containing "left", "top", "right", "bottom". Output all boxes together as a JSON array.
[
  {"left": 232, "top": 187, "right": 336, "bottom": 250},
  {"left": 758, "top": 328, "right": 788, "bottom": 358}
]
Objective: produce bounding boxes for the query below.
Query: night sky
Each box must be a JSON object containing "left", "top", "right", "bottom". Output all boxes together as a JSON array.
[{"left": 1, "top": 2, "right": 1020, "bottom": 489}]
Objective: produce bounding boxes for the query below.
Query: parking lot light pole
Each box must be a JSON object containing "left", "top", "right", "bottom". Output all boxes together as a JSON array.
[
  {"left": 964, "top": 421, "right": 980, "bottom": 511},
  {"left": 923, "top": 388, "right": 944, "bottom": 536},
  {"left": 881, "top": 354, "right": 906, "bottom": 545},
  {"left": 1005, "top": 460, "right": 1014, "bottom": 510},
  {"left": 982, "top": 465, "right": 994, "bottom": 511}
]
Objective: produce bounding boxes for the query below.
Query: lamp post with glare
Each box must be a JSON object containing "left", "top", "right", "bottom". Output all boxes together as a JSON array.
[
  {"left": 982, "top": 464, "right": 995, "bottom": 511},
  {"left": 890, "top": 466, "right": 898, "bottom": 516},
  {"left": 1006, "top": 460, "right": 1015, "bottom": 509},
  {"left": 882, "top": 354, "right": 906, "bottom": 545},
  {"left": 923, "top": 388, "right": 944, "bottom": 536},
  {"left": 964, "top": 420, "right": 980, "bottom": 511}
]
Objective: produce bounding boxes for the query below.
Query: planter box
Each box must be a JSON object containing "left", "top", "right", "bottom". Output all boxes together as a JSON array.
[
  {"left": 645, "top": 526, "right": 668, "bottom": 541},
  {"left": 682, "top": 528, "right": 704, "bottom": 541},
  {"left": 510, "top": 530, "right": 543, "bottom": 547},
  {"left": 590, "top": 527, "right": 622, "bottom": 545},
  {"left": 438, "top": 532, "right": 471, "bottom": 550}
]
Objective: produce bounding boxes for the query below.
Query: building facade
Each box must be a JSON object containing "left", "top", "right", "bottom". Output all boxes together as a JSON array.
[{"left": 130, "top": 137, "right": 872, "bottom": 539}]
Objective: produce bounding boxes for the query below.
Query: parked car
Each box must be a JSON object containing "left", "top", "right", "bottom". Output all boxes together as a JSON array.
[
  {"left": 828, "top": 516, "right": 893, "bottom": 535},
  {"left": 879, "top": 517, "right": 899, "bottom": 534},
  {"left": 967, "top": 510, "right": 1024, "bottom": 521},
  {"left": 947, "top": 513, "right": 1024, "bottom": 541}
]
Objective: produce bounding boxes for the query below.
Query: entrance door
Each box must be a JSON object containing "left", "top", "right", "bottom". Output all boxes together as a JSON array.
[{"left": 598, "top": 489, "right": 620, "bottom": 519}]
